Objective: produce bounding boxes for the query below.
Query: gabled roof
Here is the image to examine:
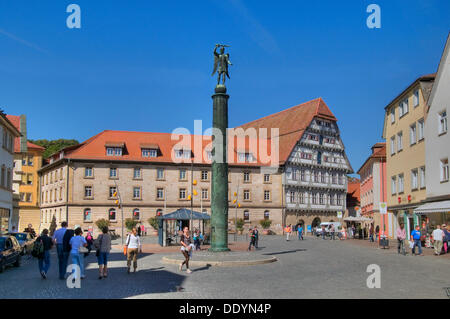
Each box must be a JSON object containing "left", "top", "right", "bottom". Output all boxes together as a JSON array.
[
  {"left": 237, "top": 98, "right": 337, "bottom": 165},
  {"left": 357, "top": 142, "right": 386, "bottom": 174},
  {"left": 347, "top": 178, "right": 361, "bottom": 202}
]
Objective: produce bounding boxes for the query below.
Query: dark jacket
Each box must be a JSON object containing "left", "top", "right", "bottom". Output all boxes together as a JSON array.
[
  {"left": 36, "top": 235, "right": 53, "bottom": 258},
  {"left": 62, "top": 229, "right": 75, "bottom": 252}
]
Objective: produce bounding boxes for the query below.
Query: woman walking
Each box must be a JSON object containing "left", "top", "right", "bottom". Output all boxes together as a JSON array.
[
  {"left": 36, "top": 229, "right": 53, "bottom": 279},
  {"left": 125, "top": 227, "right": 142, "bottom": 274},
  {"left": 179, "top": 226, "right": 194, "bottom": 273},
  {"left": 69, "top": 227, "right": 88, "bottom": 279},
  {"left": 95, "top": 226, "right": 111, "bottom": 279}
]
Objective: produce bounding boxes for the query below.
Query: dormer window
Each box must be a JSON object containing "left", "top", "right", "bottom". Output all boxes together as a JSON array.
[
  {"left": 142, "top": 149, "right": 157, "bottom": 158},
  {"left": 105, "top": 142, "right": 125, "bottom": 157},
  {"left": 174, "top": 148, "right": 191, "bottom": 159},
  {"left": 238, "top": 152, "right": 254, "bottom": 163}
]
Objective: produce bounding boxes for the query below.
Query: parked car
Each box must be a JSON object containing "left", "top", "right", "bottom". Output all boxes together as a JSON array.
[
  {"left": 9, "top": 232, "right": 35, "bottom": 255},
  {"left": 0, "top": 236, "right": 22, "bottom": 273}
]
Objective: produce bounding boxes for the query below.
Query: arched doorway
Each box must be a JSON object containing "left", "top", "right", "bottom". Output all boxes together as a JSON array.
[
  {"left": 297, "top": 219, "right": 305, "bottom": 228},
  {"left": 312, "top": 217, "right": 321, "bottom": 228}
]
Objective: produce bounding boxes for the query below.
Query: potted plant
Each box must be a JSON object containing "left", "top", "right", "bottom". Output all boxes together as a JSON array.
[
  {"left": 236, "top": 218, "right": 244, "bottom": 235},
  {"left": 259, "top": 219, "right": 272, "bottom": 235},
  {"left": 148, "top": 217, "right": 159, "bottom": 236}
]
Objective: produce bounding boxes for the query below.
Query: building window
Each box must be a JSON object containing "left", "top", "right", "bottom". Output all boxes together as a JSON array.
[
  {"left": 390, "top": 136, "right": 396, "bottom": 155},
  {"left": 84, "top": 186, "right": 93, "bottom": 198},
  {"left": 332, "top": 173, "right": 337, "bottom": 184},
  {"left": 142, "top": 149, "right": 157, "bottom": 158},
  {"left": 319, "top": 193, "right": 324, "bottom": 205},
  {"left": 313, "top": 171, "right": 319, "bottom": 183},
  {"left": 83, "top": 208, "right": 92, "bottom": 221},
  {"left": 441, "top": 158, "right": 449, "bottom": 182},
  {"left": 175, "top": 149, "right": 191, "bottom": 159},
  {"left": 109, "top": 208, "right": 116, "bottom": 221},
  {"left": 28, "top": 156, "right": 33, "bottom": 166},
  {"left": 299, "top": 192, "right": 305, "bottom": 204},
  {"left": 243, "top": 210, "right": 249, "bottom": 221},
  {"left": 264, "top": 190, "right": 270, "bottom": 201},
  {"left": 109, "top": 168, "right": 117, "bottom": 178},
  {"left": 133, "top": 187, "right": 141, "bottom": 199},
  {"left": 243, "top": 190, "right": 250, "bottom": 201},
  {"left": 399, "top": 98, "right": 409, "bottom": 117},
  {"left": 179, "top": 188, "right": 186, "bottom": 200},
  {"left": 133, "top": 168, "right": 141, "bottom": 179},
  {"left": 264, "top": 174, "right": 270, "bottom": 183},
  {"left": 243, "top": 172, "right": 250, "bottom": 182},
  {"left": 330, "top": 194, "right": 335, "bottom": 205},
  {"left": 390, "top": 107, "right": 395, "bottom": 123},
  {"left": 85, "top": 167, "right": 93, "bottom": 178},
  {"left": 202, "top": 188, "right": 209, "bottom": 200},
  {"left": 157, "top": 188, "right": 164, "bottom": 199},
  {"left": 133, "top": 208, "right": 140, "bottom": 220},
  {"left": 397, "top": 132, "right": 403, "bottom": 151},
  {"left": 410, "top": 123, "right": 416, "bottom": 145},
  {"left": 420, "top": 167, "right": 426, "bottom": 189},
  {"left": 300, "top": 170, "right": 306, "bottom": 182},
  {"left": 27, "top": 174, "right": 33, "bottom": 185},
  {"left": 106, "top": 147, "right": 122, "bottom": 156},
  {"left": 179, "top": 169, "right": 186, "bottom": 180},
  {"left": 312, "top": 193, "right": 317, "bottom": 205},
  {"left": 398, "top": 174, "right": 404, "bottom": 193},
  {"left": 438, "top": 111, "right": 447, "bottom": 135},
  {"left": 201, "top": 170, "right": 208, "bottom": 181},
  {"left": 264, "top": 211, "right": 269, "bottom": 220},
  {"left": 413, "top": 90, "right": 419, "bottom": 107},
  {"left": 418, "top": 119, "right": 424, "bottom": 141},
  {"left": 411, "top": 169, "right": 418, "bottom": 190},
  {"left": 156, "top": 168, "right": 164, "bottom": 180},
  {"left": 337, "top": 194, "right": 343, "bottom": 205},
  {"left": 391, "top": 176, "right": 397, "bottom": 195},
  {"left": 109, "top": 187, "right": 117, "bottom": 198},
  {"left": 292, "top": 169, "right": 298, "bottom": 181}
]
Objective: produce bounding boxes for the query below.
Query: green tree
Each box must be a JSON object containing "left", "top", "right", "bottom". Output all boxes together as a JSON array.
[
  {"left": 28, "top": 139, "right": 79, "bottom": 159},
  {"left": 148, "top": 217, "right": 159, "bottom": 230},
  {"left": 125, "top": 218, "right": 138, "bottom": 231},
  {"left": 95, "top": 218, "right": 110, "bottom": 232},
  {"left": 236, "top": 218, "right": 244, "bottom": 232},
  {"left": 49, "top": 215, "right": 57, "bottom": 236},
  {"left": 259, "top": 219, "right": 272, "bottom": 229}
]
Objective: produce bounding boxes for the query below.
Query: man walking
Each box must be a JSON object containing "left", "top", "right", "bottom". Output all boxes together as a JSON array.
[
  {"left": 432, "top": 225, "right": 444, "bottom": 256},
  {"left": 285, "top": 225, "right": 292, "bottom": 241},
  {"left": 36, "top": 229, "right": 53, "bottom": 279},
  {"left": 330, "top": 224, "right": 335, "bottom": 240},
  {"left": 396, "top": 223, "right": 406, "bottom": 255},
  {"left": 411, "top": 225, "right": 424, "bottom": 256},
  {"left": 248, "top": 228, "right": 256, "bottom": 251},
  {"left": 253, "top": 226, "right": 259, "bottom": 249},
  {"left": 298, "top": 224, "right": 303, "bottom": 240},
  {"left": 53, "top": 221, "right": 69, "bottom": 280}
]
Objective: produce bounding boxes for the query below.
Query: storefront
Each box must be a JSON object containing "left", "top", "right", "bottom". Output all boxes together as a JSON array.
[{"left": 414, "top": 200, "right": 450, "bottom": 228}]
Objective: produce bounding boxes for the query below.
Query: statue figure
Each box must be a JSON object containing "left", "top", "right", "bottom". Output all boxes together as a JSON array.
[{"left": 212, "top": 44, "right": 232, "bottom": 85}]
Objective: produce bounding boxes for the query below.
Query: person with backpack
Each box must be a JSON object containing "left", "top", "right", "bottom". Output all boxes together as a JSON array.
[
  {"left": 69, "top": 227, "right": 88, "bottom": 279},
  {"left": 94, "top": 226, "right": 112, "bottom": 279},
  {"left": 35, "top": 229, "right": 53, "bottom": 279}
]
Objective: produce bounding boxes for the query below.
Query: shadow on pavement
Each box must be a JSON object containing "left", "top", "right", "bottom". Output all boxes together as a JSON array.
[{"left": 262, "top": 249, "right": 307, "bottom": 256}]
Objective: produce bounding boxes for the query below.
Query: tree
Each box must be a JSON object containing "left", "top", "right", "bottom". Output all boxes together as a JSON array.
[
  {"left": 125, "top": 218, "right": 139, "bottom": 231},
  {"left": 49, "top": 215, "right": 57, "bottom": 236},
  {"left": 236, "top": 218, "right": 244, "bottom": 232},
  {"left": 28, "top": 139, "right": 79, "bottom": 159},
  {"left": 148, "top": 217, "right": 159, "bottom": 230},
  {"left": 259, "top": 219, "right": 272, "bottom": 230},
  {"left": 95, "top": 218, "right": 110, "bottom": 232}
]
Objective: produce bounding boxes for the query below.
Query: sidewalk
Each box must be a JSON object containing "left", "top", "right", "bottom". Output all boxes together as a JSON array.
[{"left": 343, "top": 237, "right": 450, "bottom": 259}]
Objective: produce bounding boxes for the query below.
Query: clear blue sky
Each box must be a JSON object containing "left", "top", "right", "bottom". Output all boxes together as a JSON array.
[{"left": 1, "top": 0, "right": 449, "bottom": 173}]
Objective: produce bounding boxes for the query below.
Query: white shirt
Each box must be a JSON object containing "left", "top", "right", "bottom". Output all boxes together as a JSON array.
[
  {"left": 126, "top": 234, "right": 141, "bottom": 249},
  {"left": 432, "top": 229, "right": 444, "bottom": 241}
]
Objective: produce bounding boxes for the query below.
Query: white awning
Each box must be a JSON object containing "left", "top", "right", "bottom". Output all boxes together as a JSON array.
[
  {"left": 343, "top": 216, "right": 373, "bottom": 222},
  {"left": 414, "top": 200, "right": 450, "bottom": 215}
]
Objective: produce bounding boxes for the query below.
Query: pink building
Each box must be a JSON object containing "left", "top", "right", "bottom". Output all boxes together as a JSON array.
[{"left": 357, "top": 143, "right": 390, "bottom": 237}]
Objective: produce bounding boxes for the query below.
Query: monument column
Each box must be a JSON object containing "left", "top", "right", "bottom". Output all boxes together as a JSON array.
[{"left": 210, "top": 84, "right": 230, "bottom": 252}]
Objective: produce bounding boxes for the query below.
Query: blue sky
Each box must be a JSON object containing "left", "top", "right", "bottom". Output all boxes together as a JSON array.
[{"left": 1, "top": 0, "right": 449, "bottom": 173}]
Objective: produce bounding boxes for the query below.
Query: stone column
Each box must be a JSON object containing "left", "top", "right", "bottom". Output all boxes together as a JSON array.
[{"left": 210, "top": 84, "right": 230, "bottom": 252}]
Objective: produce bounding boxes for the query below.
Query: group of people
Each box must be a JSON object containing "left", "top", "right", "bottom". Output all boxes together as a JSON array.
[
  {"left": 284, "top": 224, "right": 305, "bottom": 241},
  {"left": 248, "top": 226, "right": 259, "bottom": 250},
  {"left": 396, "top": 223, "right": 450, "bottom": 256},
  {"left": 34, "top": 222, "right": 146, "bottom": 280}
]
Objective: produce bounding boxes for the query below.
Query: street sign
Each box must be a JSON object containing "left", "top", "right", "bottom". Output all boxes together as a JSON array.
[
  {"left": 337, "top": 211, "right": 343, "bottom": 219},
  {"left": 379, "top": 202, "right": 387, "bottom": 215}
]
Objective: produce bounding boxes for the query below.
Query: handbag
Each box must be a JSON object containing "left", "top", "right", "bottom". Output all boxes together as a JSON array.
[
  {"left": 408, "top": 241, "right": 414, "bottom": 249},
  {"left": 123, "top": 235, "right": 130, "bottom": 256}
]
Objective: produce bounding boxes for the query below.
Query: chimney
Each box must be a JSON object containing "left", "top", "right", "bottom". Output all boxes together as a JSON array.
[{"left": 19, "top": 114, "right": 27, "bottom": 153}]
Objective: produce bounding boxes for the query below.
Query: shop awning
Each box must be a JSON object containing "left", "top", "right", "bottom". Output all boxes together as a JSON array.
[
  {"left": 157, "top": 208, "right": 210, "bottom": 220},
  {"left": 413, "top": 200, "right": 450, "bottom": 215},
  {"left": 343, "top": 216, "right": 373, "bottom": 222}
]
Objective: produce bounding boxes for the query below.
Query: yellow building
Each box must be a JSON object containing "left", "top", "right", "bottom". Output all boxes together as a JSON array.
[
  {"left": 7, "top": 115, "right": 44, "bottom": 232},
  {"left": 382, "top": 74, "right": 435, "bottom": 236}
]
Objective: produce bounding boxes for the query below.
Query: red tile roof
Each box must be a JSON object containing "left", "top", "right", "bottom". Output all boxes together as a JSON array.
[
  {"left": 357, "top": 142, "right": 386, "bottom": 174},
  {"left": 238, "top": 98, "right": 337, "bottom": 165},
  {"left": 347, "top": 179, "right": 361, "bottom": 203}
]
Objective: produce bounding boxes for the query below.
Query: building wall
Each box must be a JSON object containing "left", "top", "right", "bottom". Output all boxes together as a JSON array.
[
  {"left": 425, "top": 48, "right": 450, "bottom": 198},
  {"left": 0, "top": 121, "right": 16, "bottom": 233}
]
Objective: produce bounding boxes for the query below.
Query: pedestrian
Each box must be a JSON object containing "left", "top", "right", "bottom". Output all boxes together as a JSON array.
[
  {"left": 248, "top": 228, "right": 256, "bottom": 251},
  {"left": 141, "top": 224, "right": 146, "bottom": 237},
  {"left": 85, "top": 231, "right": 94, "bottom": 257},
  {"left": 330, "top": 224, "right": 336, "bottom": 240},
  {"left": 443, "top": 225, "right": 450, "bottom": 254},
  {"left": 53, "top": 221, "right": 69, "bottom": 280},
  {"left": 253, "top": 226, "right": 259, "bottom": 248},
  {"left": 298, "top": 224, "right": 304, "bottom": 240},
  {"left": 352, "top": 225, "right": 356, "bottom": 239},
  {"left": 410, "top": 225, "right": 424, "bottom": 256},
  {"left": 69, "top": 227, "right": 88, "bottom": 279},
  {"left": 94, "top": 226, "right": 111, "bottom": 279},
  {"left": 396, "top": 223, "right": 406, "bottom": 255},
  {"left": 24, "top": 224, "right": 36, "bottom": 238},
  {"left": 125, "top": 227, "right": 142, "bottom": 274},
  {"left": 375, "top": 225, "right": 380, "bottom": 242},
  {"left": 179, "top": 226, "right": 194, "bottom": 273},
  {"left": 137, "top": 223, "right": 142, "bottom": 237},
  {"left": 321, "top": 225, "right": 326, "bottom": 240},
  {"left": 193, "top": 229, "right": 201, "bottom": 251},
  {"left": 431, "top": 225, "right": 444, "bottom": 256},
  {"left": 369, "top": 225, "right": 374, "bottom": 243},
  {"left": 36, "top": 229, "right": 53, "bottom": 279},
  {"left": 285, "top": 224, "right": 292, "bottom": 241}
]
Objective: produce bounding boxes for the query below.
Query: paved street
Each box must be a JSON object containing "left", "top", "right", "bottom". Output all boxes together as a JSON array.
[{"left": 1, "top": 235, "right": 449, "bottom": 299}]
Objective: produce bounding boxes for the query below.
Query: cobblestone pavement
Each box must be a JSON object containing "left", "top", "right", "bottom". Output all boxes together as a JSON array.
[{"left": 1, "top": 235, "right": 449, "bottom": 299}]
